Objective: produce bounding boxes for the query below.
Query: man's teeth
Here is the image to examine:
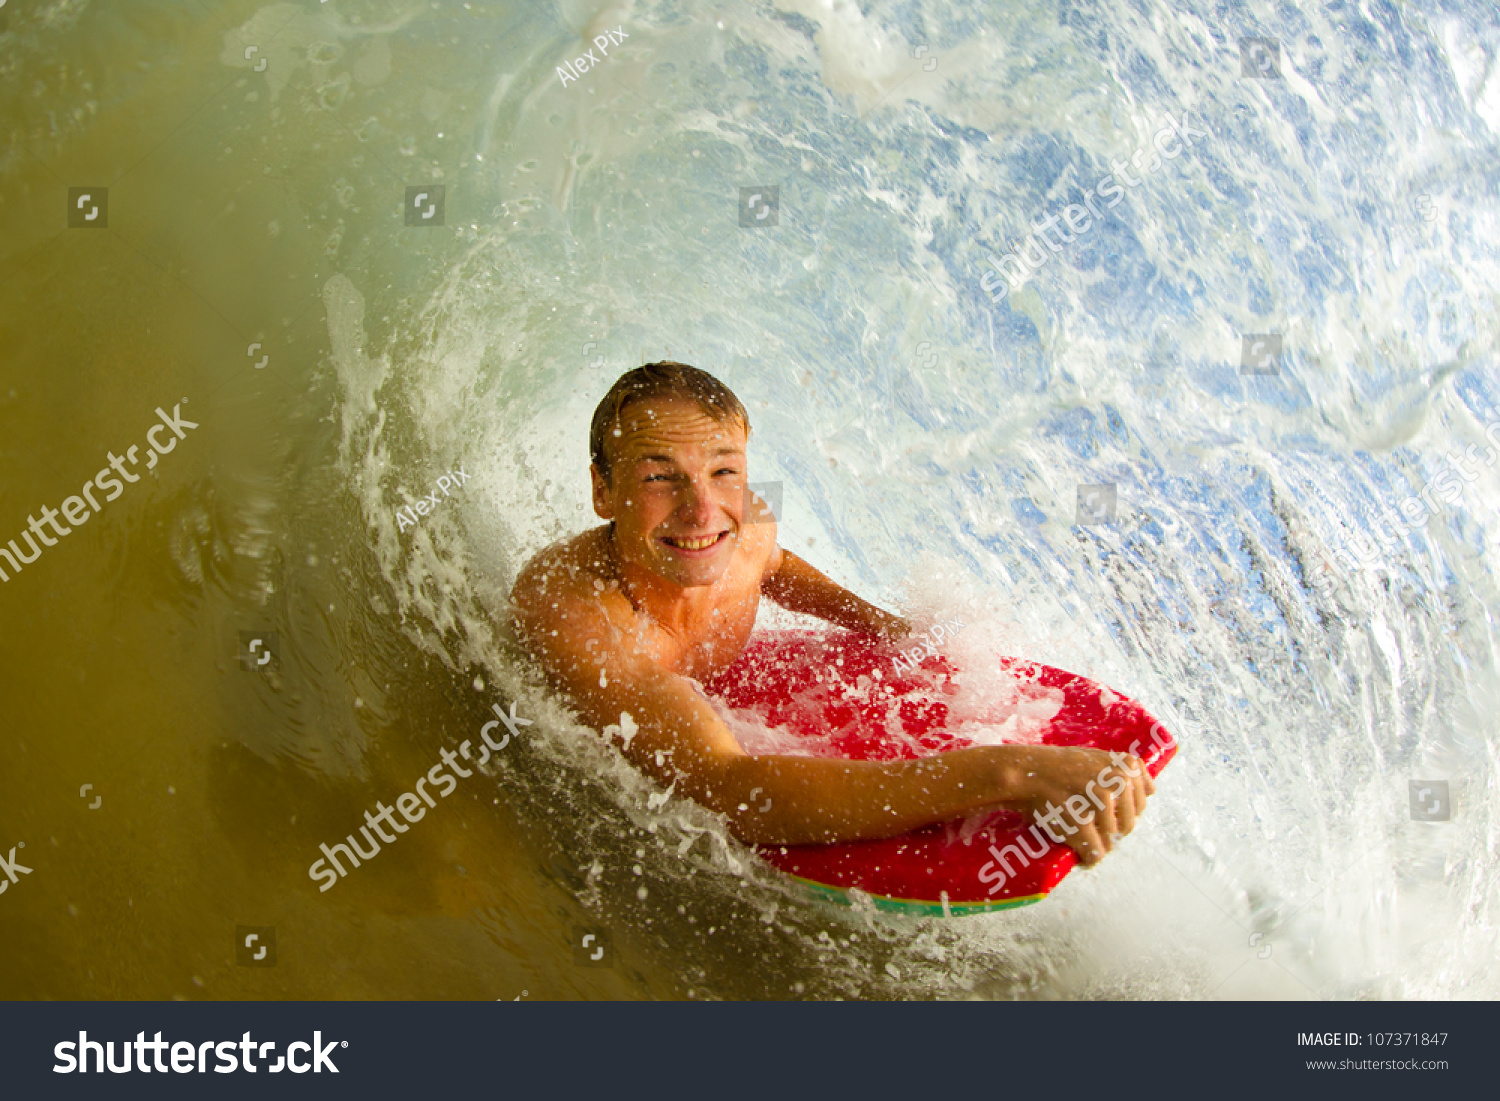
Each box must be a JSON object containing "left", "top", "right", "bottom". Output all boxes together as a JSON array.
[{"left": 668, "top": 534, "right": 722, "bottom": 550}]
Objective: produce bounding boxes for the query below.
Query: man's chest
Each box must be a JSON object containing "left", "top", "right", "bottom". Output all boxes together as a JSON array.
[
  {"left": 644, "top": 586, "right": 760, "bottom": 679},
  {"left": 606, "top": 532, "right": 774, "bottom": 678}
]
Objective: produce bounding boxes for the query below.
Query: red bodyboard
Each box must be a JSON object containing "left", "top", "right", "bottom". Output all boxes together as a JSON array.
[{"left": 702, "top": 630, "right": 1176, "bottom": 915}]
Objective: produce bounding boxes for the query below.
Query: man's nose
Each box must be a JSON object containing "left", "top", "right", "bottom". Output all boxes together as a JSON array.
[{"left": 679, "top": 477, "right": 718, "bottom": 524}]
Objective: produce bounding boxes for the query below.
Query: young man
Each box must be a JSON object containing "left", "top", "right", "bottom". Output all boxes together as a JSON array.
[{"left": 511, "top": 363, "right": 1151, "bottom": 863}]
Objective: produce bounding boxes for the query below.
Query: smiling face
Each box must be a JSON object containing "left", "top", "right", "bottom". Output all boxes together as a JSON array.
[{"left": 591, "top": 397, "right": 748, "bottom": 589}]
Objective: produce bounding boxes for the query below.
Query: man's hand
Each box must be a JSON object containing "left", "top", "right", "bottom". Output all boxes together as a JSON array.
[
  {"left": 514, "top": 541, "right": 1156, "bottom": 852},
  {"left": 1012, "top": 746, "right": 1155, "bottom": 866}
]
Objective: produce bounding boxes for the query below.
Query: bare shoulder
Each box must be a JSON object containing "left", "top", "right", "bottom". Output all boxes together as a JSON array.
[
  {"left": 738, "top": 512, "right": 779, "bottom": 583},
  {"left": 512, "top": 527, "right": 612, "bottom": 607},
  {"left": 510, "top": 528, "right": 634, "bottom": 651}
]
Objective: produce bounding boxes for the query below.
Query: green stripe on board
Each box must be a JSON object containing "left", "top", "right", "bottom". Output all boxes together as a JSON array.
[{"left": 787, "top": 875, "right": 1046, "bottom": 916}]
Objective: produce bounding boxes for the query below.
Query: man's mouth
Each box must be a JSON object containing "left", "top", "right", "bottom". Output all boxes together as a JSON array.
[{"left": 661, "top": 532, "right": 730, "bottom": 552}]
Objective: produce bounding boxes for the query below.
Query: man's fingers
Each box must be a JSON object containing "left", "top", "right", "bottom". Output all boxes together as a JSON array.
[
  {"left": 1120, "top": 758, "right": 1150, "bottom": 809},
  {"left": 1071, "top": 824, "right": 1105, "bottom": 866},
  {"left": 1093, "top": 794, "right": 1118, "bottom": 847},
  {"left": 1064, "top": 806, "right": 1101, "bottom": 856},
  {"left": 1051, "top": 750, "right": 1162, "bottom": 867},
  {"left": 1114, "top": 783, "right": 1137, "bottom": 836}
]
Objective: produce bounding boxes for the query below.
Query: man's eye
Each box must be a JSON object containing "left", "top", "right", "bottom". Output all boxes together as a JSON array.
[{"left": 715, "top": 468, "right": 741, "bottom": 477}]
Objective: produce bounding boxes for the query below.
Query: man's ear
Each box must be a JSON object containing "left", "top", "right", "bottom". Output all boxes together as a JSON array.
[{"left": 590, "top": 464, "right": 614, "bottom": 520}]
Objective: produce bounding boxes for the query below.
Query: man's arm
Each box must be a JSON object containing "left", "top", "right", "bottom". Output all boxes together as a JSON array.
[
  {"left": 512, "top": 579, "right": 1151, "bottom": 854},
  {"left": 762, "top": 546, "right": 912, "bottom": 641}
]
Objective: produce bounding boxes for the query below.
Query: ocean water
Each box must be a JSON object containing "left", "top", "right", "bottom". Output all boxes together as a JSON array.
[{"left": 1, "top": 0, "right": 1497, "bottom": 1000}]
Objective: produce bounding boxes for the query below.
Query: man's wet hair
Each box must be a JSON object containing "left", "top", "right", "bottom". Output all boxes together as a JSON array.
[{"left": 590, "top": 362, "right": 751, "bottom": 483}]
